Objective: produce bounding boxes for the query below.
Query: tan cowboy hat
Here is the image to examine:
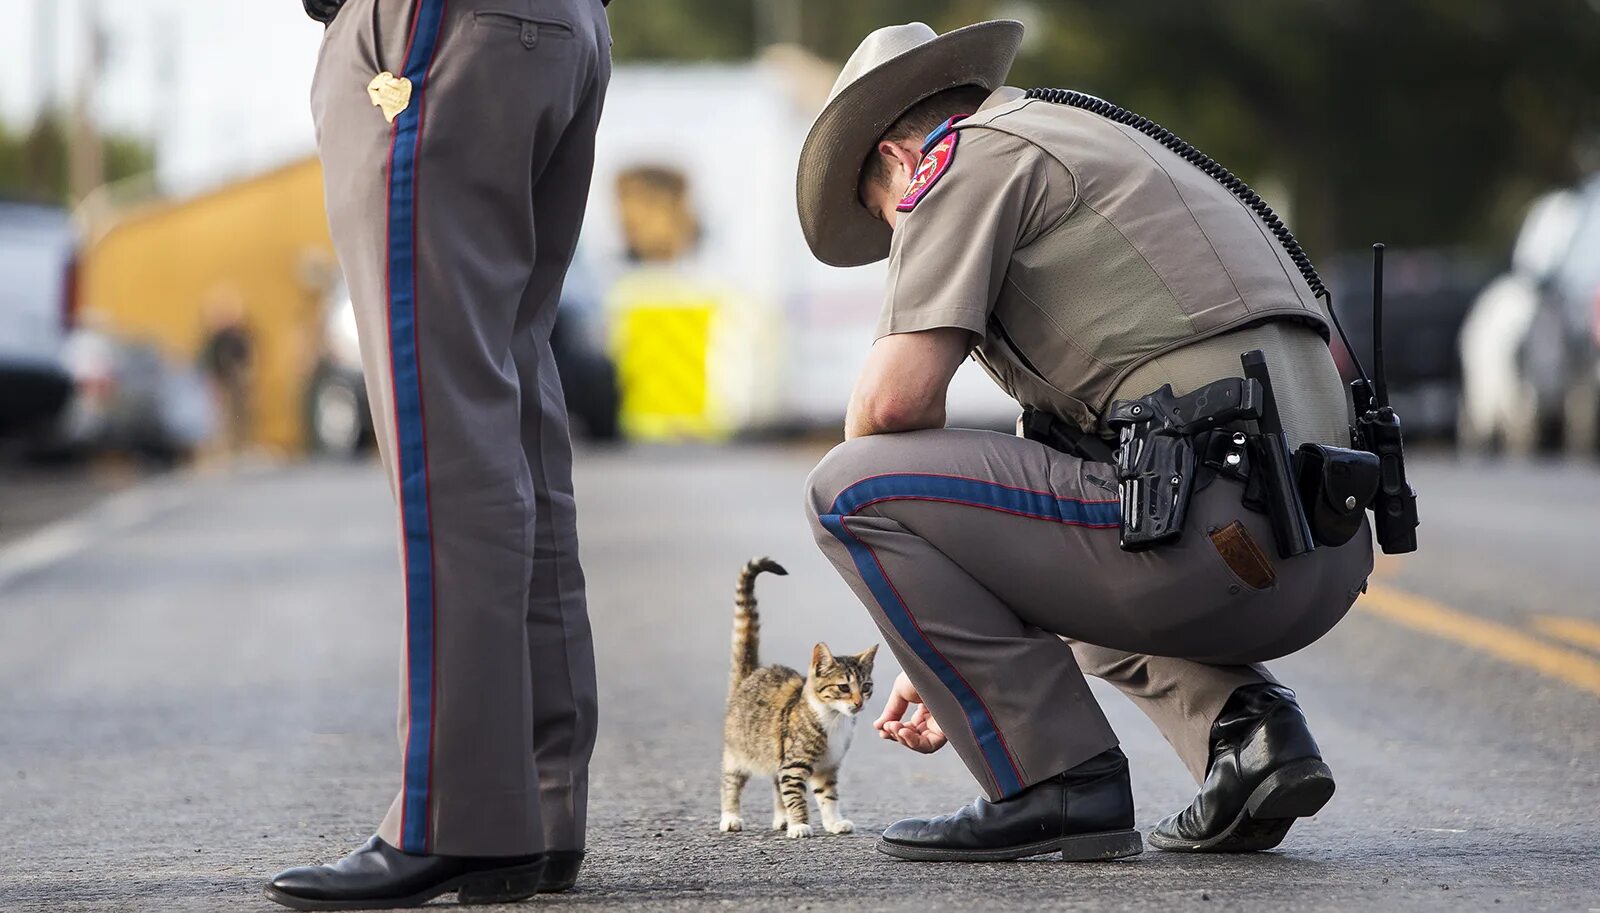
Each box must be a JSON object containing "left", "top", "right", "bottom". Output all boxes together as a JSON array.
[{"left": 796, "top": 20, "right": 1024, "bottom": 268}]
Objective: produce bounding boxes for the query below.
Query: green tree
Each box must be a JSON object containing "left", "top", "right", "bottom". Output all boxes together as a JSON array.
[
  {"left": 609, "top": 0, "right": 1600, "bottom": 258},
  {"left": 0, "top": 112, "right": 155, "bottom": 205}
]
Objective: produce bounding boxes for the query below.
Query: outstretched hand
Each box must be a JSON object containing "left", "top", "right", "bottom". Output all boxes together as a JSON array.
[{"left": 873, "top": 672, "right": 948, "bottom": 754}]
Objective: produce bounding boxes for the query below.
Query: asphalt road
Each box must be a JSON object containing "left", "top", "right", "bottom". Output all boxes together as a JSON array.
[
  {"left": 0, "top": 461, "right": 148, "bottom": 548},
  {"left": 0, "top": 446, "right": 1596, "bottom": 912}
]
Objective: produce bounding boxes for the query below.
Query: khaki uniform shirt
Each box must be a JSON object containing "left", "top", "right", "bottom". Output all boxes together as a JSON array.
[{"left": 877, "top": 88, "right": 1351, "bottom": 448}]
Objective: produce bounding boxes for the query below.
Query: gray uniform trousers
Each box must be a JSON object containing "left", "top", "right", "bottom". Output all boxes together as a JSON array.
[
  {"left": 311, "top": 0, "right": 611, "bottom": 856},
  {"left": 805, "top": 429, "right": 1373, "bottom": 800}
]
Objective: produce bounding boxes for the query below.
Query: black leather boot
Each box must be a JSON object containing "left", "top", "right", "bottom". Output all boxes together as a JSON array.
[
  {"left": 877, "top": 746, "right": 1144, "bottom": 862},
  {"left": 264, "top": 836, "right": 547, "bottom": 910},
  {"left": 1149, "top": 683, "right": 1335, "bottom": 853},
  {"left": 537, "top": 850, "right": 583, "bottom": 894}
]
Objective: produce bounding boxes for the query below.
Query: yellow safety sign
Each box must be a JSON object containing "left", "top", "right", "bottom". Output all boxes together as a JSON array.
[{"left": 606, "top": 269, "right": 729, "bottom": 441}]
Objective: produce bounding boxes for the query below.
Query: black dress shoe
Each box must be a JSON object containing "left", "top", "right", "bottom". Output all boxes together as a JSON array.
[
  {"left": 264, "top": 836, "right": 547, "bottom": 910},
  {"left": 1149, "top": 683, "right": 1335, "bottom": 853},
  {"left": 877, "top": 746, "right": 1144, "bottom": 862},
  {"left": 537, "top": 850, "right": 583, "bottom": 894}
]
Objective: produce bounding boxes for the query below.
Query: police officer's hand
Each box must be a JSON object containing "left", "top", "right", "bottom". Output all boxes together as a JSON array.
[{"left": 873, "top": 672, "right": 948, "bottom": 754}]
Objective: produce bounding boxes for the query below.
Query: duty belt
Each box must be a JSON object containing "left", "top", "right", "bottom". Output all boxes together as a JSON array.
[{"left": 1026, "top": 349, "right": 1380, "bottom": 558}]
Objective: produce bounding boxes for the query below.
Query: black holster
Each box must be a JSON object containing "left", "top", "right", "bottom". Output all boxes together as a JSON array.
[{"left": 1106, "top": 377, "right": 1263, "bottom": 551}]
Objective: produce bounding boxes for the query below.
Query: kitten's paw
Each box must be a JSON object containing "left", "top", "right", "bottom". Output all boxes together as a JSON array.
[
  {"left": 718, "top": 814, "right": 743, "bottom": 833},
  {"left": 786, "top": 823, "right": 813, "bottom": 839},
  {"left": 826, "top": 819, "right": 855, "bottom": 834},
  {"left": 771, "top": 816, "right": 787, "bottom": 831}
]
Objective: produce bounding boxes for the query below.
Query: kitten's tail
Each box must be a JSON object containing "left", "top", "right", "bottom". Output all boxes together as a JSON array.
[{"left": 731, "top": 557, "right": 788, "bottom": 693}]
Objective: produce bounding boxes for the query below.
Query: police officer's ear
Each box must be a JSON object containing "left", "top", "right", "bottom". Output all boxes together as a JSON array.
[
  {"left": 811, "top": 642, "right": 836, "bottom": 673},
  {"left": 878, "top": 140, "right": 922, "bottom": 178},
  {"left": 860, "top": 140, "right": 923, "bottom": 206},
  {"left": 856, "top": 645, "right": 879, "bottom": 669}
]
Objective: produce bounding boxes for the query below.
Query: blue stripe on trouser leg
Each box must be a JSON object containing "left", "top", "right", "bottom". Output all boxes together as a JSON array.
[
  {"left": 828, "top": 473, "right": 1122, "bottom": 528},
  {"left": 387, "top": 0, "right": 449, "bottom": 855},
  {"left": 819, "top": 473, "right": 1121, "bottom": 798}
]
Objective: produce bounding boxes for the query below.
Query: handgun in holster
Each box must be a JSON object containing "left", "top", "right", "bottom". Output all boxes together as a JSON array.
[
  {"left": 1105, "top": 375, "right": 1263, "bottom": 551},
  {"left": 1107, "top": 350, "right": 1366, "bottom": 559}
]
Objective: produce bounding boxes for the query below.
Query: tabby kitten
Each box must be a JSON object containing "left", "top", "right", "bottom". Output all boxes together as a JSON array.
[{"left": 720, "top": 558, "right": 877, "bottom": 838}]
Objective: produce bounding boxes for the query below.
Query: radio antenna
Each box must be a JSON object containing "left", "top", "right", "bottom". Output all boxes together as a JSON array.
[{"left": 1371, "top": 243, "right": 1389, "bottom": 408}]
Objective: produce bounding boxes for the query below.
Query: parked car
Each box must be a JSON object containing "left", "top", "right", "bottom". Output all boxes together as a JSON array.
[
  {"left": 0, "top": 201, "right": 77, "bottom": 443},
  {"left": 1457, "top": 178, "right": 1600, "bottom": 455},
  {"left": 303, "top": 277, "right": 371, "bottom": 459},
  {"left": 1457, "top": 190, "right": 1583, "bottom": 453},
  {"left": 1541, "top": 178, "right": 1600, "bottom": 456},
  {"left": 1325, "top": 247, "right": 1494, "bottom": 441},
  {"left": 37, "top": 326, "right": 213, "bottom": 464},
  {"left": 306, "top": 264, "right": 621, "bottom": 457}
]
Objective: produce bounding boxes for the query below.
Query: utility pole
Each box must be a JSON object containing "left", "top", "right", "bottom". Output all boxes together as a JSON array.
[
  {"left": 753, "top": 0, "right": 802, "bottom": 52},
  {"left": 69, "top": 0, "right": 106, "bottom": 204},
  {"left": 33, "top": 0, "right": 59, "bottom": 118},
  {"left": 153, "top": 7, "right": 179, "bottom": 184}
]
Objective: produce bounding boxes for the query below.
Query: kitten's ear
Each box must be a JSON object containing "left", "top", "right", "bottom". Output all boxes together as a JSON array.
[
  {"left": 811, "top": 642, "right": 835, "bottom": 672},
  {"left": 856, "top": 644, "right": 879, "bottom": 667}
]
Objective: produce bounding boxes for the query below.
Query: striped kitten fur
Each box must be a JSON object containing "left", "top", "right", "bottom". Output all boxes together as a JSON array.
[{"left": 720, "top": 558, "right": 877, "bottom": 838}]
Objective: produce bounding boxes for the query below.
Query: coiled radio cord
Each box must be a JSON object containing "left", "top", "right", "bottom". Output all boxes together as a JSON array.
[{"left": 1023, "top": 87, "right": 1371, "bottom": 389}]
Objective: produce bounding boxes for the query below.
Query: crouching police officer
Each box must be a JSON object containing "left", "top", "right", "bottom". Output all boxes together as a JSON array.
[{"left": 799, "top": 20, "right": 1375, "bottom": 862}]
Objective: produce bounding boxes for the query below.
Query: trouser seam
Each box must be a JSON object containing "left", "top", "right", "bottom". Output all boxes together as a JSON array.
[{"left": 538, "top": 370, "right": 582, "bottom": 795}]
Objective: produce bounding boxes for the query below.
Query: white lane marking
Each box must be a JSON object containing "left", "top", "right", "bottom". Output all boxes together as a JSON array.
[{"left": 0, "top": 475, "right": 194, "bottom": 594}]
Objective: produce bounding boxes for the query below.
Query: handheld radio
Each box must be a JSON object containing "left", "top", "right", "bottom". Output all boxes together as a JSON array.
[{"left": 1350, "top": 245, "right": 1420, "bottom": 553}]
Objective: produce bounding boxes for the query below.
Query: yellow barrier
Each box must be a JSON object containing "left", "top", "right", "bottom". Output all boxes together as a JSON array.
[{"left": 606, "top": 269, "right": 728, "bottom": 441}]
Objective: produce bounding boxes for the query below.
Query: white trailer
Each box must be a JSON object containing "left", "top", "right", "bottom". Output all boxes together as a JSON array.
[{"left": 583, "top": 60, "right": 1015, "bottom": 437}]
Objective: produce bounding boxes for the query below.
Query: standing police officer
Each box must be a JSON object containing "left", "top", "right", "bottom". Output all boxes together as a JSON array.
[
  {"left": 799, "top": 21, "right": 1374, "bottom": 862},
  {"left": 267, "top": 0, "right": 611, "bottom": 907}
]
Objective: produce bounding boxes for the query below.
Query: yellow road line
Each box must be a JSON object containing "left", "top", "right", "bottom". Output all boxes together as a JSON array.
[
  {"left": 1372, "top": 553, "right": 1404, "bottom": 578},
  {"left": 1531, "top": 615, "right": 1600, "bottom": 654},
  {"left": 1361, "top": 584, "right": 1600, "bottom": 697}
]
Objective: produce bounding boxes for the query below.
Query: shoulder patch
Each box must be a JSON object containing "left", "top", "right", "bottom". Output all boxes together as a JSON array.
[{"left": 896, "top": 130, "right": 958, "bottom": 213}]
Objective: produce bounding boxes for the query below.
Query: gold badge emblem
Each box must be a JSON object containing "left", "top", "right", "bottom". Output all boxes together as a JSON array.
[{"left": 366, "top": 71, "right": 413, "bottom": 124}]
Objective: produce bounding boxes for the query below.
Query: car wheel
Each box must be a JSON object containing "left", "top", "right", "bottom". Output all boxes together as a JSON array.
[{"left": 308, "top": 370, "right": 370, "bottom": 459}]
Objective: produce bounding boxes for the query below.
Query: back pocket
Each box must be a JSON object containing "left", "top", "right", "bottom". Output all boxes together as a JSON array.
[
  {"left": 1208, "top": 521, "right": 1277, "bottom": 591},
  {"left": 473, "top": 11, "right": 574, "bottom": 51}
]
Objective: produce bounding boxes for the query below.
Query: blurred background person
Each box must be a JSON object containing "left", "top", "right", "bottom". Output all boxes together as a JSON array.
[{"left": 195, "top": 285, "right": 253, "bottom": 461}]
